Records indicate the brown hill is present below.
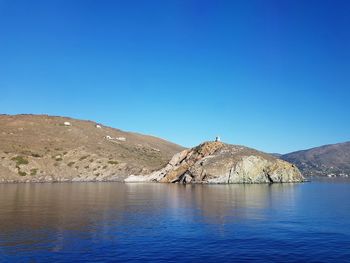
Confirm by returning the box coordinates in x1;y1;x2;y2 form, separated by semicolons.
0;114;184;182
281;141;350;177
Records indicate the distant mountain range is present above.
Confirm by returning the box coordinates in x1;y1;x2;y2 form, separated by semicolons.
280;142;350;178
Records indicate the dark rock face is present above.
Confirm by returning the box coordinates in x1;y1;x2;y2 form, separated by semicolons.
281;142;350;178
126;142;305;184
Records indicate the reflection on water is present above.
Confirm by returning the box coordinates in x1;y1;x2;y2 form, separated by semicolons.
0;181;349;262
0;183;299;230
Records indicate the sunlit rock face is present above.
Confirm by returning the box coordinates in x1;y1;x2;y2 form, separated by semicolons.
125;142;305;184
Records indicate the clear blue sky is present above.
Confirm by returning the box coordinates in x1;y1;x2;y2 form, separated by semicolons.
1;0;349;153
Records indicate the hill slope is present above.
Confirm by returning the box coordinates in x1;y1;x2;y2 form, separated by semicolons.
281;142;350;177
0;114;184;182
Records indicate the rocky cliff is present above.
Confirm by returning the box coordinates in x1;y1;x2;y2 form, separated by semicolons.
125;141;305;184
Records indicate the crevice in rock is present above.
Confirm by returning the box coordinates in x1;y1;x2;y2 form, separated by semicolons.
228;166;235;183
173;170;191;184
265;171;273;184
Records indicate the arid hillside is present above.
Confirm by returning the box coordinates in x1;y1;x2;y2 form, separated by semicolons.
281;141;350;177
0;114;184;182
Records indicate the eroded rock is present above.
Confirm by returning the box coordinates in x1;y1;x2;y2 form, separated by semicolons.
125;141;305;184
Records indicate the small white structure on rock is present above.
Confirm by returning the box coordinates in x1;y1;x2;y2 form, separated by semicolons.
63;122;71;126
104;135;126;142
96;124;102;129
215;136;221;142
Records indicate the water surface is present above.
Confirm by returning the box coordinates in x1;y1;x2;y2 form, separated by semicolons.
0;180;349;262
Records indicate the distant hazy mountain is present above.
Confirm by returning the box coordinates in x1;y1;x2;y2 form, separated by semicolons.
270;153;282;158
281;142;350;177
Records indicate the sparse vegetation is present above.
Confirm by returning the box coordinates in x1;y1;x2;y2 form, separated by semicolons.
20;151;42;158
108;160;119;165
56;157;63;161
102;165;108;169
68;162;75;167
84;165;89;169
79;155;89;161
12;156;29;166
30;168;38;176
89;159;94;162
18;171;27;176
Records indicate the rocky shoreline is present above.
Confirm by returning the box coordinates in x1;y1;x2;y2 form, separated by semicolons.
125;142;305;184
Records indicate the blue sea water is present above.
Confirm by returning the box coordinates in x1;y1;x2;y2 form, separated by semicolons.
0;179;349;262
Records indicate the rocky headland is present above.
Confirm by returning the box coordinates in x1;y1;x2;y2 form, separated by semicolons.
125;141;305;184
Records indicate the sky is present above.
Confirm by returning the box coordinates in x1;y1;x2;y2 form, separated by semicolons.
0;0;349;153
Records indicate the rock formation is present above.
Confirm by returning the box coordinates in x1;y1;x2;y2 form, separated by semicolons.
125;141;305;184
